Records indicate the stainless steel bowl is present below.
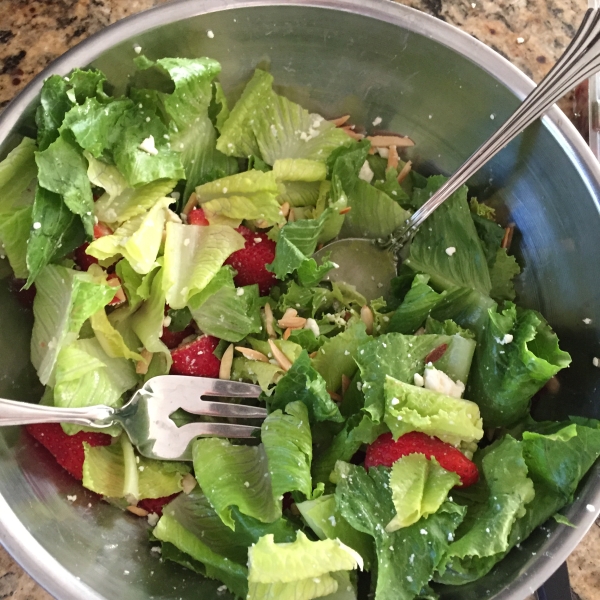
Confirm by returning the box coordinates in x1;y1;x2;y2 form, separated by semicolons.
0;1;599;599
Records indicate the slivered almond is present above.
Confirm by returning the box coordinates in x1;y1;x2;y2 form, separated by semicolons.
280;201;290;218
339;207;352;215
287;209;296;223
278;316;307;329
136;349;153;375
341;126;365;140
283;327;292;340
268;339;292;371
309;351;318;359
397;160;413;184
387;145;399;170
181;473;197;494
368;146;377;155
235;347;269;362
342;374;351;396
328;391;342;402
219;343;234;380
255;219;269;229
264;303;276;338
182;192;198;216
127;505;149;517
330;114;351;127
282;308;298;318
367;135;414;148
501;224;515;250
360;305;374;335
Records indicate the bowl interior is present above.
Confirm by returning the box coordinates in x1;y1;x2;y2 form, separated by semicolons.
1;2;600;600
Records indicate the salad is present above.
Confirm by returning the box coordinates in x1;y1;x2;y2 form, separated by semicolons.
0;54;599;600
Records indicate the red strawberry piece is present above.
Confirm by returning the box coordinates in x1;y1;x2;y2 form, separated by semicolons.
365;431;479;487
9;278;36;308
224;225;277;295
106;273;126;306
74;242;99;271
138;493;180;517
160;325;196;350
187;208;209;226
170;335;221;377
26;423;112;480
94;222;113;239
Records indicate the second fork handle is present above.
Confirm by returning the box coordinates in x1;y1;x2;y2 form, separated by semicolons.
408;7;600;231
0;398;114;427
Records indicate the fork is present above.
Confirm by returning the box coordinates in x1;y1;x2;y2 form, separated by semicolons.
0;376;266;461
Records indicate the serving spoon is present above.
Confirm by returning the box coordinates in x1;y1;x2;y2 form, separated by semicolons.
314;7;600;300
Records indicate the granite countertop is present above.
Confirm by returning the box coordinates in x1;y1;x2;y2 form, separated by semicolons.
0;0;598;598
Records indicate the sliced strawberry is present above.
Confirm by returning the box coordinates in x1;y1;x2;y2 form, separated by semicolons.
187;208;209;226
94;222;113;239
170;335;221;377
106;273;126;306
26;423;112;480
9;278;36;308
365;431;479;487
224;225;277;295
138;493;180;516
74;242;99;271
160;326;196;349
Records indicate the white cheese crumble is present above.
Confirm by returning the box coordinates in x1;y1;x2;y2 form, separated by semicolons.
445;246;456;256
377;147;389;159
413;372;425;387
133;44;142;54
67;495;77;502
423;366;465;398
138;135;158;155
495;333;514;345
207;30;215;38
304;318;320;337
147;513;159;527
583;318;592;325
32;222;41;230
586;504;596;512
593;357;599;368
372;116;382;126
517;37;525;44
236;288;245;296
358;160;375;183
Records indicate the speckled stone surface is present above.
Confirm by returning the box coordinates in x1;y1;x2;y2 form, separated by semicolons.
0;0;598;599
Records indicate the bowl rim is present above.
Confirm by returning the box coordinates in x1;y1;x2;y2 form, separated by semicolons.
1;1;599;599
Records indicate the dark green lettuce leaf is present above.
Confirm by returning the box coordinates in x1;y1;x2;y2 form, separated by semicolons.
489;248;521;302
466;302;571;428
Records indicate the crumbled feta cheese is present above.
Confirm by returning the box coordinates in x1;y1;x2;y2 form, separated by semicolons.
236;288;245;296
413;373;425;387
593;357;600;368
377;147;389;159
328;515;337;527
445;246;456;256
517;37;525;44
587;504;596;512
390;397;400;406
244;481;250;488
495;333;514;345
163;316;172;328
304;318;320;337
67;495;77;502
358;160;375;183
423;366;465;398
138;135;158;155
372;116;382;126
33;222;41;230
133;44;142;54
147;513;159;527
583;318;592;325
254;237;262;243
207;30;215;38
150;546;162;554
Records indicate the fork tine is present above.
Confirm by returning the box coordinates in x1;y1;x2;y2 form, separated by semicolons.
181;422;261;440
179;399;267;419
145;376;262;399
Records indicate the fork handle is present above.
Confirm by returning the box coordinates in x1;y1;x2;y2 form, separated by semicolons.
0;398;115;427
401;7;600;238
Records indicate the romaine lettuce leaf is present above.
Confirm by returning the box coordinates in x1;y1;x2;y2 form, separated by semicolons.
30;265;115;385
383;375;483;447
0;137;37;212
386;454;460;531
83;435;190;500
262;401;312;499
405;176;491;295
387;275;445;335
466;302;571;428
0;205;32;278
35;134;95;235
311;322;369;393
187;267;262;342
436;436;534;584
296;494;374;568
192;437;280;529
25;186;86;287
273;158;326;207
89;308;143;361
335;462;465;600
355;332;476;422
163;222;245;309
231;357;284;393
86;152;176;225
267;350;343;423
86;197;173;274
247;531;362;600
196;170;283;227
489;248;521;302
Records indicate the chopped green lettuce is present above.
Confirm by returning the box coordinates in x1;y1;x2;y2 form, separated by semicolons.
89;308;143;361
466;302;571;428
383;375;483;447
231;357;284;393
335;462;465;600
267;350;343;423
386;454;460;531
163;222;245;309
247;531;362;600
187;267;262;342
0;206;32;278
0;137;37;212
192;437;280;529
489;248;521;301
30;265;115;385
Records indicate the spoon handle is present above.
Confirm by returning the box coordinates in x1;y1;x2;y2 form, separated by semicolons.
399;7;600;242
